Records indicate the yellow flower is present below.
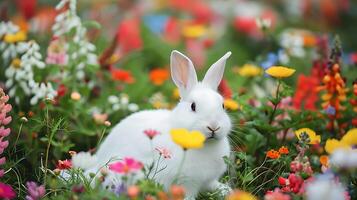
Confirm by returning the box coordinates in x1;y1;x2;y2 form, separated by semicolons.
11;58;21;69
236;64;262;77
224;99;240;111
182;24;206;38
295;128;321;144
170;128;205;150
226;190;257;200
172;88;180;100
265;66;296;78
324;139;350;154
341;128;357;146
4;31;27;43
324;129;357;154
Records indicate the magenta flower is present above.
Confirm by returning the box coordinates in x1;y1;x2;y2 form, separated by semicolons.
25;181;45;200
143;129;160;139
109;157;143;174
0;182;16;199
155;147;172;159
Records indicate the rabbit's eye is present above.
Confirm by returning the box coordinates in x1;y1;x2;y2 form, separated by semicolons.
222;103;225;109
191;102;196;112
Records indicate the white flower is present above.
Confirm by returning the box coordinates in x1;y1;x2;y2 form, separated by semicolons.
329;149;357;169
29;82;57;105
0;22;28;61
306;175;347;200
120;94;129;105
128;103;139;112
280;30;305;58
72;152;97;170
108;95;119;104
52;0;98;81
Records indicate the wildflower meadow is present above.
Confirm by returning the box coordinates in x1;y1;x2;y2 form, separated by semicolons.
1;0;357;199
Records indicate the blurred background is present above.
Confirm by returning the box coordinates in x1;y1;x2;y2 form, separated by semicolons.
1;0;357;70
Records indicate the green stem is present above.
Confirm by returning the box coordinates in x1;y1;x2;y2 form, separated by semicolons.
43;103;50;185
151;154;162;179
96;127;107;148
269;80;282;124
13;122;23;153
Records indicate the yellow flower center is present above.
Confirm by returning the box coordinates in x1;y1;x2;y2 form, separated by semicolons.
11;58;22;69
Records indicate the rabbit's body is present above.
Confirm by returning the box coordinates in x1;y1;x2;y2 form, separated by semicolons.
91;51;233;199
95;106;230;197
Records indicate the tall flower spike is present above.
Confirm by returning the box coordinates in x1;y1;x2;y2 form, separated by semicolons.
0;88;12;178
52;0;98;80
316;37;348;132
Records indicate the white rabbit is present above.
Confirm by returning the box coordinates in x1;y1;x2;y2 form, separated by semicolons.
89;50;233;199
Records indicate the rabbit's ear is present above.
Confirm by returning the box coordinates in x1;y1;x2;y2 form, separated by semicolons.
170;50;198;98
202;52;231;90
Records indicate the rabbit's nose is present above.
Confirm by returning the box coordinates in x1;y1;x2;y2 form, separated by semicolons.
207;126;220;132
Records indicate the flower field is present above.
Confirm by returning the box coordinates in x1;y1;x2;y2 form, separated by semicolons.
1;0;357;199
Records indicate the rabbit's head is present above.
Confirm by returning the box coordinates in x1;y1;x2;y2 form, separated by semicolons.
170;50;232;142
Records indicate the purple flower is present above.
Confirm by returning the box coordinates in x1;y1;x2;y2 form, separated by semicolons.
25;181;45;200
112;183;126;196
325;105;336;115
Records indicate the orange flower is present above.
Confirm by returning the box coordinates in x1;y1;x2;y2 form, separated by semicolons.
266;150;280;159
111;69;135;84
149;68;169;86
278;146;289;155
170;185;185;199
319;155;329;167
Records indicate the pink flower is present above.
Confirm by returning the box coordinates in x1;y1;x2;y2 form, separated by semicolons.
143;129;160;140
109;157;143;174
155;147;172;159
0;127;11;137
46;52;68;65
46;38;68;65
56;159;72;170
0;157;6;165
25;181;45;200
265;188;291;200
0;182;16;199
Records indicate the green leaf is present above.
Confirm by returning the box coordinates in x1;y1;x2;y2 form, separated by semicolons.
82;21;101;29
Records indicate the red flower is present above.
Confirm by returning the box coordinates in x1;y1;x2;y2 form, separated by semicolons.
0;182;16;199
279;173;304;194
164;17;180;44
111;69;135;84
218;79;232;99
57;84;67;97
56;159;72;170
350;53;357;64
116;18;142;54
190;1;214;24
15;0;37;19
292;74;319;110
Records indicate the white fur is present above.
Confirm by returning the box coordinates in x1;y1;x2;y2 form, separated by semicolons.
89;50;232;199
